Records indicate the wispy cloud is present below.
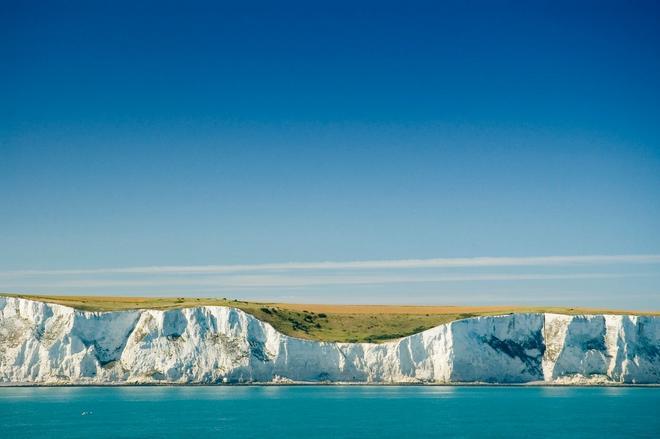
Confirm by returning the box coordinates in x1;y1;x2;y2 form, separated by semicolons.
1;254;659;277
0;272;652;289
2;255;658;302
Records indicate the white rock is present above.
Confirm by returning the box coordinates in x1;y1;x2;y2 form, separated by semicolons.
0;297;658;385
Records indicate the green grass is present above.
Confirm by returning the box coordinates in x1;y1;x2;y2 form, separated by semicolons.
3;293;657;343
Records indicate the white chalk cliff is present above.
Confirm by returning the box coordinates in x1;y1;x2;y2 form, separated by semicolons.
1;296;658;385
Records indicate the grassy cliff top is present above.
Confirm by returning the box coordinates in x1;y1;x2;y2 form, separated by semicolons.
3;293;657;343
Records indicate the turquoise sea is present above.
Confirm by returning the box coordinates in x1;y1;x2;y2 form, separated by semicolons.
0;386;658;438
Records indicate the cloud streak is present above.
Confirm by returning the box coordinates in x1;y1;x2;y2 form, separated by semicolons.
0;272;652;289
1;254;659;277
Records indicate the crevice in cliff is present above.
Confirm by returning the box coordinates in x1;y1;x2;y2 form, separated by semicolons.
482;330;545;376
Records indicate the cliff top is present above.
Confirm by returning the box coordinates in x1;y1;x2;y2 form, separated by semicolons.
2;293;658;343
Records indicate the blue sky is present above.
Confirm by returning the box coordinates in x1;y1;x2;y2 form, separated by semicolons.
1;1;659;307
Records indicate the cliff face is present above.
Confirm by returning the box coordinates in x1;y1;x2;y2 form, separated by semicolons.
1;297;658;385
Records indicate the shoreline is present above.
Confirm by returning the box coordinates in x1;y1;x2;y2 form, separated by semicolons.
2;382;659;388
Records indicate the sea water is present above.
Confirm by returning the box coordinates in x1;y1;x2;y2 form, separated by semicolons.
0;386;658;438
